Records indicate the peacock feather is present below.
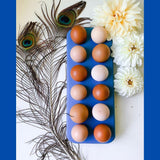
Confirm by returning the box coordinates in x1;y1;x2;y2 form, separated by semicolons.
18;22;42;51
56;1;87;28
36;0;91;39
16;0;91;160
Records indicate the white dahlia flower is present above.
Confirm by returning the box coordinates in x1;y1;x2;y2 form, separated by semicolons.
114;67;143;97
111;33;144;67
92;0;143;39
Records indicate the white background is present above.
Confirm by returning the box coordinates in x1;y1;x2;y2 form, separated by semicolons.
16;0;144;160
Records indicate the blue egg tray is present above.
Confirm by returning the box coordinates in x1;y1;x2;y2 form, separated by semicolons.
66;27;115;143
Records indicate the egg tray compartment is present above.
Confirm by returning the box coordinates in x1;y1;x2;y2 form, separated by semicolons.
66;27;115;143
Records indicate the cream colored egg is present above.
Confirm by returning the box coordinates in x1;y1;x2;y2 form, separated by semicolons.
92;103;110;121
71;124;88;142
70;46;87;62
91;26;108;44
70;84;87;100
91;65;109;81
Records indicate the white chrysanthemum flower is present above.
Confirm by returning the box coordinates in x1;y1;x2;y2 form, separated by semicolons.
111;33;144;67
92;0;143;39
114;67;143;97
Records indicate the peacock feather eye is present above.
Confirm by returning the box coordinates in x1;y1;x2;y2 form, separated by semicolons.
57;11;76;28
20;33;36;50
59;15;71;25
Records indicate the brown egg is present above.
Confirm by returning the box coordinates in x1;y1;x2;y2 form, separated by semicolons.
70;46;87;62
70;84;87;100
71;124;88;142
70;104;89;123
92;44;110;62
70;25;87;44
92;84;110;101
94;124;111;143
70;65;87;81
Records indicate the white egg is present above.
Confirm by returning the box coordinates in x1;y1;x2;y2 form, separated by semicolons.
92;103;110;121
91;65;109;81
91;26;108;44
